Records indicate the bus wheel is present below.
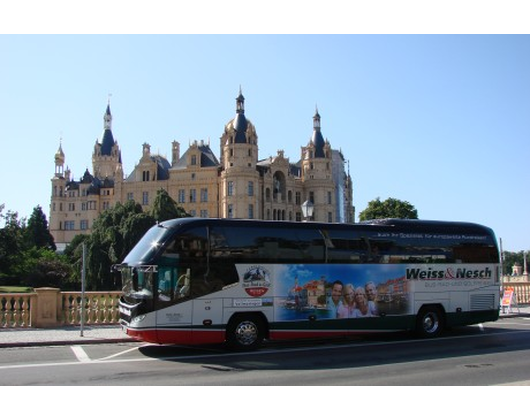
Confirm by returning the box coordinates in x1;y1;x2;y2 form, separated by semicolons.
416;306;444;338
226;315;264;351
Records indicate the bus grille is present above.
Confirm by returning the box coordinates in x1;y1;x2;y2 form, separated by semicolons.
470;294;495;310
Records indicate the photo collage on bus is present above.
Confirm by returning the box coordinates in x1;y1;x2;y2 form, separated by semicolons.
237;264;411;321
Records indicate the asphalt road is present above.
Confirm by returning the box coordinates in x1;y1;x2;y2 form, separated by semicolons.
1;316;530;386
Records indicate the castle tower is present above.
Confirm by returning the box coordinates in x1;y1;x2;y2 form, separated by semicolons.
220;88;260;219
49;141;69;247
92;103;122;180
301;108;335;222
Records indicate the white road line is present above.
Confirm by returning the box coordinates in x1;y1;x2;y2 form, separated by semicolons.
96;345;147;361
497;379;530;386
71;346;91;363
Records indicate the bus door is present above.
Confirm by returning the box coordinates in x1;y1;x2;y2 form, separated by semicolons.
155;265;193;343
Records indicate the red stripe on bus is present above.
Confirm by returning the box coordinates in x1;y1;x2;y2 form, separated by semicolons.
126;327;224;345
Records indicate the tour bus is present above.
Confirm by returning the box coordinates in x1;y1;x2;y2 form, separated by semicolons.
117;217;500;350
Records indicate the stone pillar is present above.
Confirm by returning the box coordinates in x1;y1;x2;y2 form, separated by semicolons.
33;288;61;328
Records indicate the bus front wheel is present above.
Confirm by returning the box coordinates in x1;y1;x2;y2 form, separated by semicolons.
416;306;444;338
226;315;264;351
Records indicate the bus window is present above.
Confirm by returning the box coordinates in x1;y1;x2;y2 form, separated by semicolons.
210;225;325;263
323;229;368;263
156;226;209;305
367;234;453;264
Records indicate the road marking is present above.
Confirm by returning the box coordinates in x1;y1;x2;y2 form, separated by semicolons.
71;346;91;363
498;379;530;386
97;345;147;361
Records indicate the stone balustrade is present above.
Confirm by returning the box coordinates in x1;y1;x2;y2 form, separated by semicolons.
0;293;33;328
1;288;122;328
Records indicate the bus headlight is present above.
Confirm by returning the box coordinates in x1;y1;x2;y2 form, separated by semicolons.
133;315;146;323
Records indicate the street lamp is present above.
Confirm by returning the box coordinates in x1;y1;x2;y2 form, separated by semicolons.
301;200;314;221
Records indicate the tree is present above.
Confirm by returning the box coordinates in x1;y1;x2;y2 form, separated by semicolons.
25;205;56;251
84;201;156;290
359;197;418;221
0;206;26;283
150;188;189;222
502;250;530;276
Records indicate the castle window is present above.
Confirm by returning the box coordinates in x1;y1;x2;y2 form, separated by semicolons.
227;181;234;196
80;220;89;230
142;171;150;182
200;188;208;202
65;221;75;230
248;181;254;196
295;191;301;205
127;192;134;201
191;155;197;166
190;189;196;203
248;204;254;219
142;191;149;205
178;189;185;203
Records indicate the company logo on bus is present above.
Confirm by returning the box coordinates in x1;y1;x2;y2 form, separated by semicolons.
406;267;493;281
242;266;271;297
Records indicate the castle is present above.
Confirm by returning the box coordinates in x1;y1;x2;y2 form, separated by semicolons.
50;90;354;250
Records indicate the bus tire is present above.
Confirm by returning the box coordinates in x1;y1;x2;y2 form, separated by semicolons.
416;306;444;338
226;314;264;351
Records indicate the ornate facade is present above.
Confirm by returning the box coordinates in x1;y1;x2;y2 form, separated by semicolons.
50;90;354;250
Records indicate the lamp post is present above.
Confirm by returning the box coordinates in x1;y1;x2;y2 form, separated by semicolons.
301;200;314;222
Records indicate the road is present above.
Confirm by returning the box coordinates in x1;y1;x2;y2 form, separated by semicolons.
1;317;530;386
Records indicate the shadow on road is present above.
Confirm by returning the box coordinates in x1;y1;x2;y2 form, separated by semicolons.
137;323;530;372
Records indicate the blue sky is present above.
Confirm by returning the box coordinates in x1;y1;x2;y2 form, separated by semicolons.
1;33;529;251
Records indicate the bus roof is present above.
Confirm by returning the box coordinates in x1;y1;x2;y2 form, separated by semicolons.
159;217;496;238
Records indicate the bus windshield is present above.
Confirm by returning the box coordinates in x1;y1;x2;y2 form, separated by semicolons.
123;223;174;265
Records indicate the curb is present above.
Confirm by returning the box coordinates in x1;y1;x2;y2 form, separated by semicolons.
0;337;139;349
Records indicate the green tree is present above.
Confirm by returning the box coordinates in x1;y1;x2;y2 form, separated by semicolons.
18;247;72;289
150;188;189;222
359;197;418;221
85;201;156;290
25;205;56;251
0;206;26;283
502;250;530;276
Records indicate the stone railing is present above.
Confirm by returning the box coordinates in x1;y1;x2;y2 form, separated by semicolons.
62;291;122;326
0;293;33;328
0;288;122;328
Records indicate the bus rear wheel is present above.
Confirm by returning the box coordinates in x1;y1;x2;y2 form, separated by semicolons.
226;315;264;351
416;306;444;338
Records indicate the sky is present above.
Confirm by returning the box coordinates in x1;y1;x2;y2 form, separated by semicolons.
1;7;529;253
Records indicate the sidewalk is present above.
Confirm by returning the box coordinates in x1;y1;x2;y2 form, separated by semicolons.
0;324;138;348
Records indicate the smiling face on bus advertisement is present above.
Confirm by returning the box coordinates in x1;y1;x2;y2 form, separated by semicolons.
237;264;411;321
